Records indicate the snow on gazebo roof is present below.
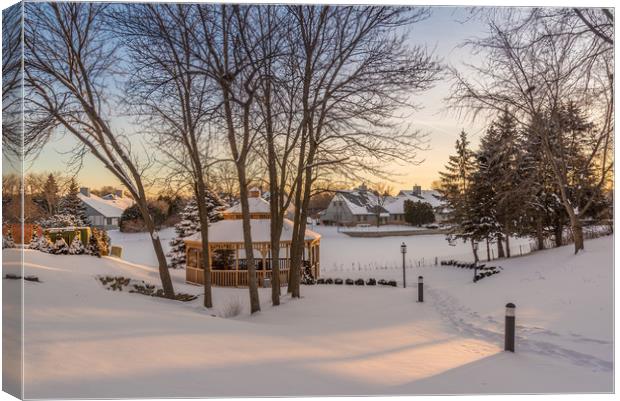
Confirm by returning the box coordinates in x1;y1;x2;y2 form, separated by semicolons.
223;196;271;215
185;218;320;244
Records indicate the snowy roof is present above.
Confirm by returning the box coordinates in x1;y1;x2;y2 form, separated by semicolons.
385;190;446;214
224;197;271;215
334;190;390;216
185;218;320;244
78;193;134;218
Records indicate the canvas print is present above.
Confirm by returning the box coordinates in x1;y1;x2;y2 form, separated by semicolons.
2;1;614;398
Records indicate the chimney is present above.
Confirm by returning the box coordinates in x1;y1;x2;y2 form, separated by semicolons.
412;185;422;196
80;187;90;197
115;189;123;198
248;187;261;198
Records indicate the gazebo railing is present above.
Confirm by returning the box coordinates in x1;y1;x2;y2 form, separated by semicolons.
188;262;318;288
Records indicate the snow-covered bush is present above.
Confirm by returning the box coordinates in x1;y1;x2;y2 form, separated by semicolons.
168;194;228;269
68;234;85;255
38;214;84;229
51;236;69;255
28;233;52;252
119;202;167;233
2;229;16;249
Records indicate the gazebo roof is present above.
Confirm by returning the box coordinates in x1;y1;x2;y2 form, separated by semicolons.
185;218;321;244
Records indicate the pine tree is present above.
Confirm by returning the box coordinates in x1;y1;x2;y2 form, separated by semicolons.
167;192;228;269
87;234;101;257
68;233;85;255
438;130;477;228
28;233;51;252
58;179;88;225
42;173;60;215
3;229;16;249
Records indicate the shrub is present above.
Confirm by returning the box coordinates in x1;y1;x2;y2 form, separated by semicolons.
334;278;343;285
119;201;167;232
366;278;377;286
355;278;365;286
325;278;334;284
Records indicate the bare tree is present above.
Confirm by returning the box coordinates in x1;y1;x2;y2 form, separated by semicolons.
284;5;441;297
24;3;175;296
189;4;272;313
114;4;223;308
449;8;613;253
369;183;394;228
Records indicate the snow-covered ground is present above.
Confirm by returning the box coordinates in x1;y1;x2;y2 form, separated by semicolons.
2;232;613;397
108;225;533;269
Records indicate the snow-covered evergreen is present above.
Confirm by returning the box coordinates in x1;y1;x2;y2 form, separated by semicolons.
68;234;86;255
38;214;85;229
29;233;52;253
57;179;88;226
3;229;16;249
51;236;69;255
168;193;228;269
87;234;102;257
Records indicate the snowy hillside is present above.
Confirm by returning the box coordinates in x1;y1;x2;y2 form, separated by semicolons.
3;234;612;397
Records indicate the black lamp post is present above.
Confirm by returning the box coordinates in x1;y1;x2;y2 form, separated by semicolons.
401;242;407;288
473;242;479;282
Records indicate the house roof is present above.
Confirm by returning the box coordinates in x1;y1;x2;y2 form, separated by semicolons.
335;190;391;216
185;218;321;244
78;193;134;218
386;190;445;214
223;197;271;215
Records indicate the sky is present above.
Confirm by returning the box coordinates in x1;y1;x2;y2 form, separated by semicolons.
27;6;490;193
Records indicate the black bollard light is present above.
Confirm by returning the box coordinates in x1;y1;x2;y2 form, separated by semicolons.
505;303;516;352
417;276;423;302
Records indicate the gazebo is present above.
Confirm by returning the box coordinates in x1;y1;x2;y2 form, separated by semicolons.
184;188;321;287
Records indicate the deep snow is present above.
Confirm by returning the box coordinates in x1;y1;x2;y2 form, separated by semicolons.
2;231;613;397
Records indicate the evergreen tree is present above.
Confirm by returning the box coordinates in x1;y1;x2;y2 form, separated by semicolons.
57;179;88;225
87;233;102;257
168;192;228;269
474;110;526;258
68;233;85;255
438;130;477;226
404;200;435;226
42;173;60;215
28;233;51;252
3;229;16;249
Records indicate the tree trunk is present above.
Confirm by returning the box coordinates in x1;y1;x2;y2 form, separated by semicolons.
143;211;174;298
486;236;491;261
237;169;261;313
194;181;213;308
497;233;505;258
570;215;584;254
536;218;545;250
471;239;479;263
554;219;563;247
504;228;511;258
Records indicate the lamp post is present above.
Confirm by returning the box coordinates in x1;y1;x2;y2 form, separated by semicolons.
473;242;479;282
401;242;407;288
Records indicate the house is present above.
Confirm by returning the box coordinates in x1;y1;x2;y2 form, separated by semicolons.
319;183;390;226
78;187;134;230
320;183;449;226
184;187;321;288
386;185;450;223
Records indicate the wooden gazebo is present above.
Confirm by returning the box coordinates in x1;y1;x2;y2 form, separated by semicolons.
184;189;321;287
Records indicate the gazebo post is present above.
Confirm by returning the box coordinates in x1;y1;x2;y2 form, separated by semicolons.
235;245;239;287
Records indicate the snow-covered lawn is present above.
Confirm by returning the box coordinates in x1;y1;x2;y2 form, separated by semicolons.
3;234;613;397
